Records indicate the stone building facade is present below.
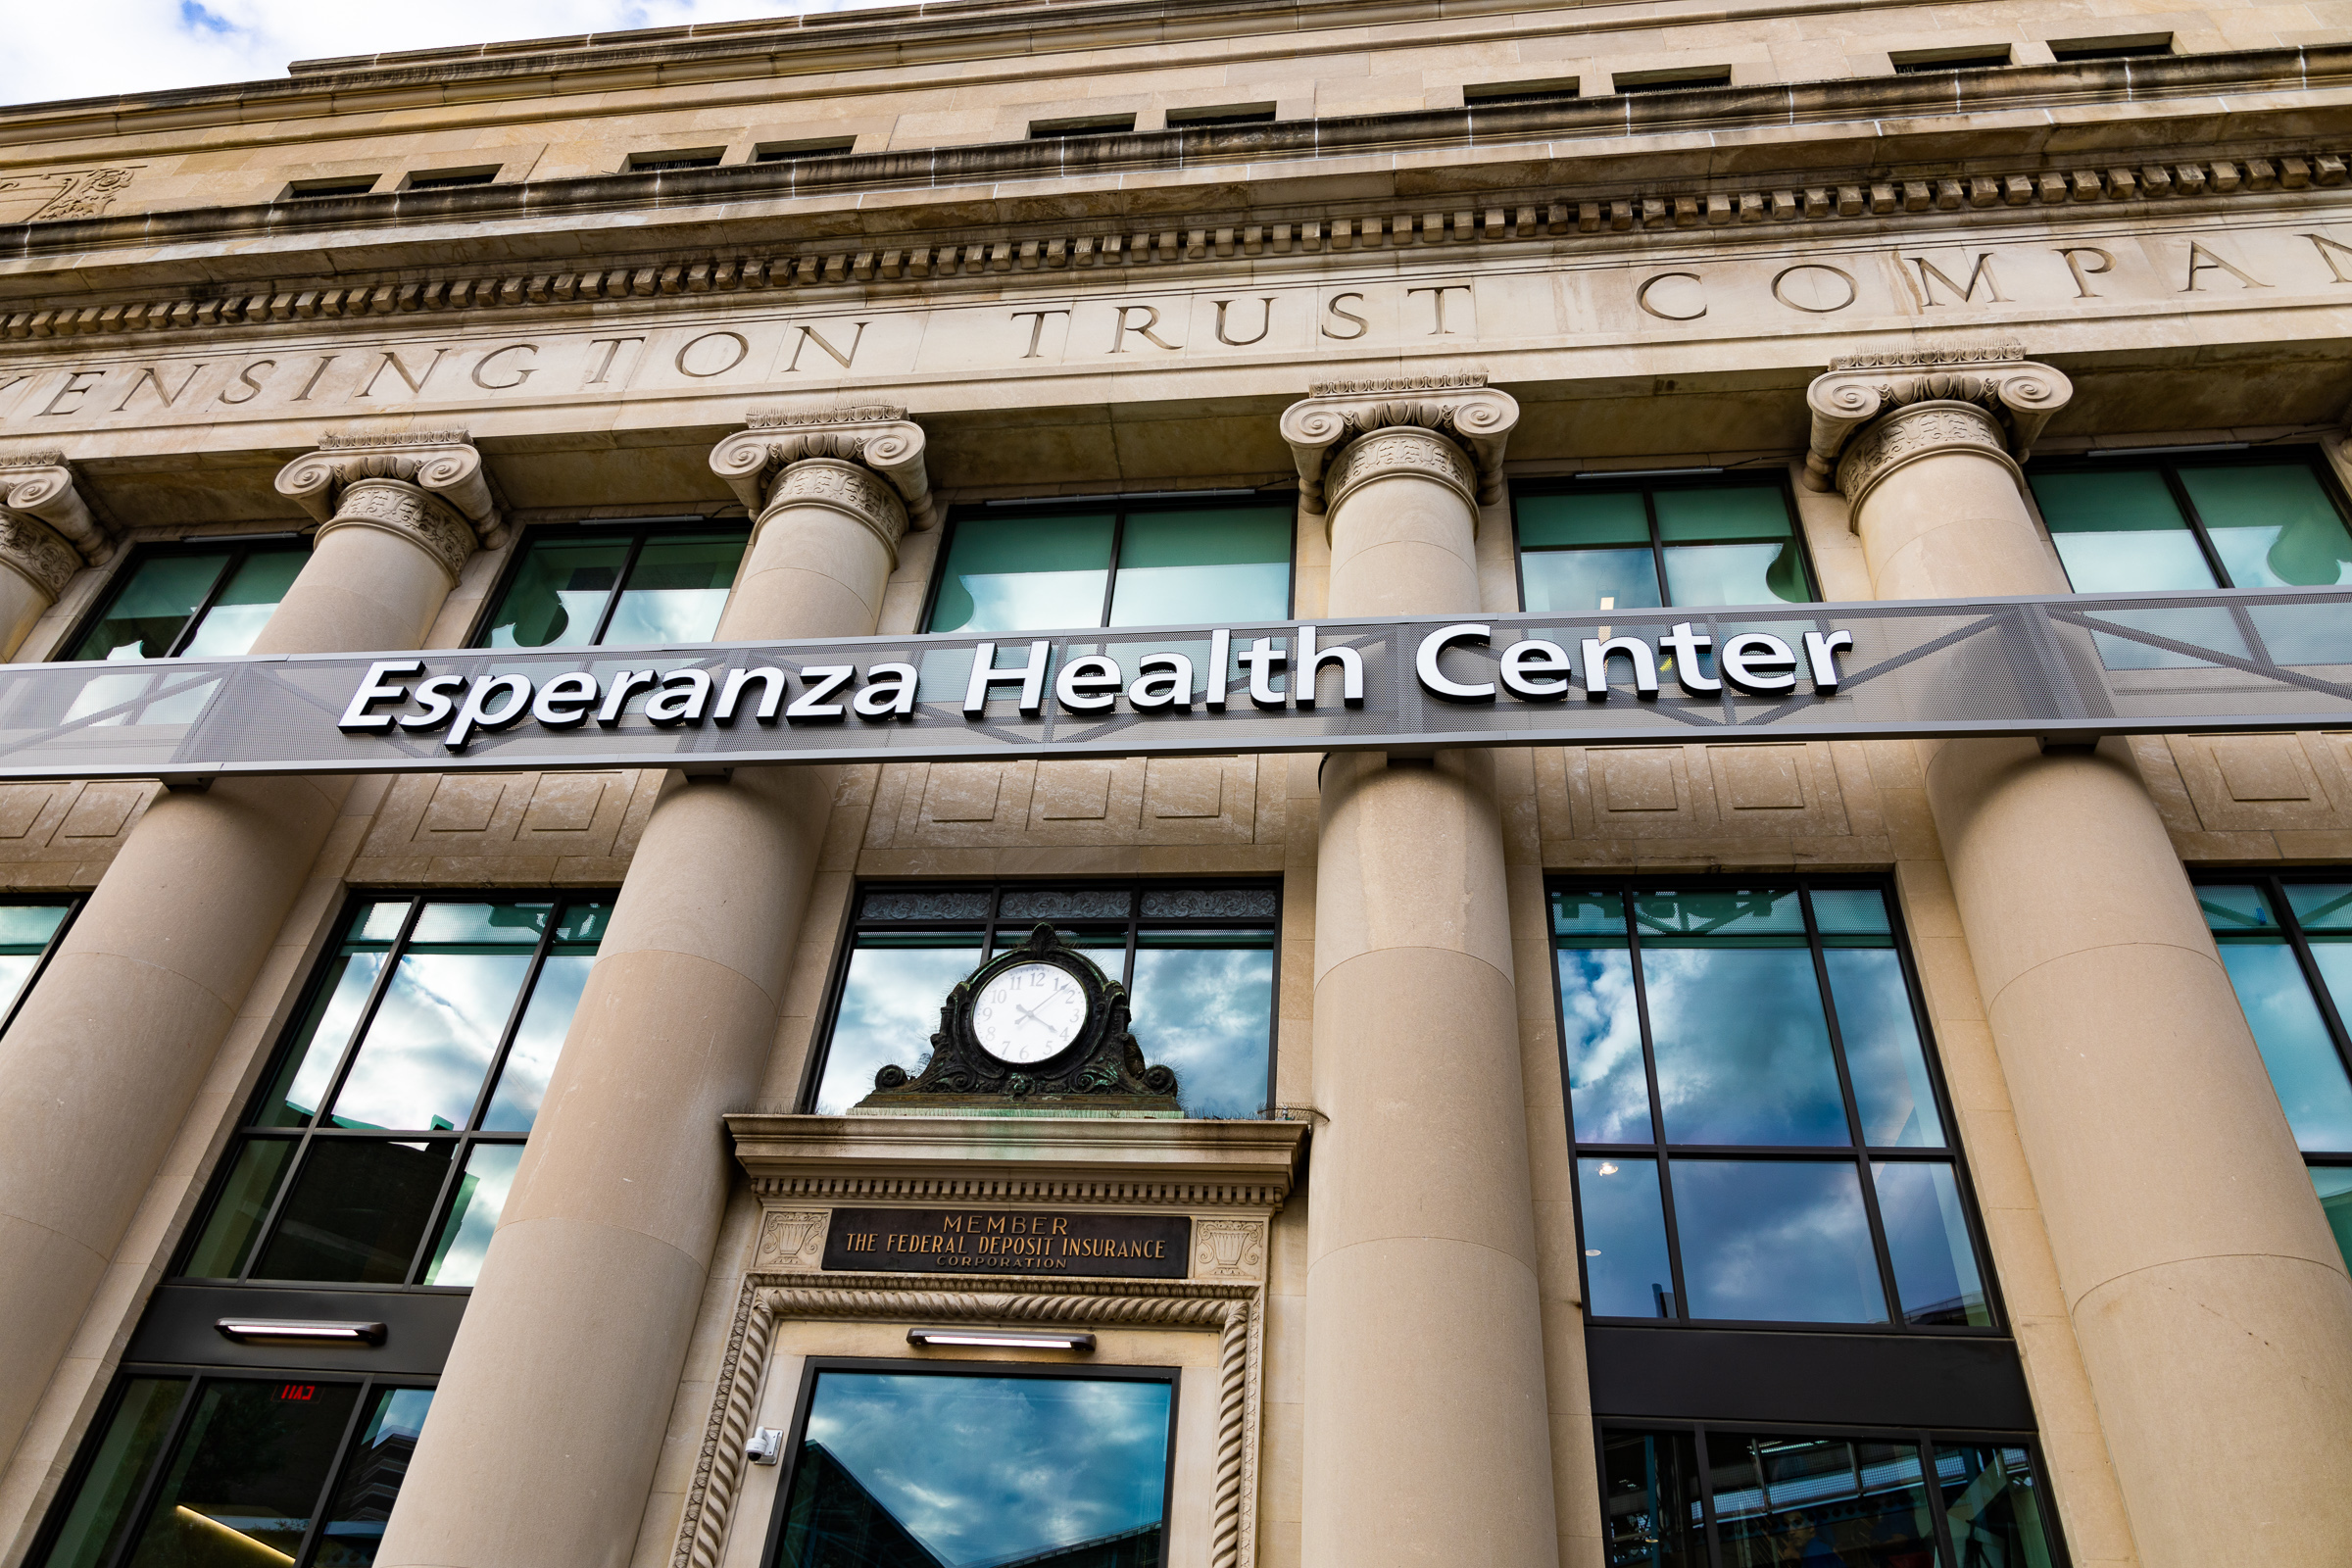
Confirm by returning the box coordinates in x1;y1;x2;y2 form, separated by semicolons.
2;3;2351;1567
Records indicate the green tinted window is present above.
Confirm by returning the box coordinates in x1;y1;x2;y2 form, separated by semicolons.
1516;482;1812;612
479;523;749;648
2181;465;2352;587
70;544;308;662
2030;455;2352;593
927;502;1293;633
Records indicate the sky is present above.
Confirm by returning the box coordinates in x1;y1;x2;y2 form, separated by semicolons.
3;0;896;107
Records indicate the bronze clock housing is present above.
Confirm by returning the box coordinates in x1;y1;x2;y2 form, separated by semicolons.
856;922;1181;1114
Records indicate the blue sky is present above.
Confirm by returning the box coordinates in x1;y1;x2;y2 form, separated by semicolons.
6;1;895;106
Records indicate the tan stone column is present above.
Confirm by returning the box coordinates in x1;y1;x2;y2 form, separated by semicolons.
376;412;931;1568
1280;379;1559;1568
1813;357;2352;1565
0;456;110;658
0;436;496;1481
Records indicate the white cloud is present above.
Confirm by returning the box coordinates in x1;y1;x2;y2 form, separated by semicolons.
3;0;895;108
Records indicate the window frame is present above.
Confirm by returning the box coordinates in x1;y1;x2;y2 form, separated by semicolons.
62;535;310;662
1547;875;2005;1337
28;1363;438;1568
1594;1417;2073;1568
171;888;615;1292
917;492;1299;636
1509;471;1820;614
0;893;82;1035
799;878;1284;1119
757;1355;1183;1568
2192;869;2352;1192
464;514;752;650
2025;445;2352;592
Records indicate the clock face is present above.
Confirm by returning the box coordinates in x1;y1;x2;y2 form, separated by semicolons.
971;961;1090;1065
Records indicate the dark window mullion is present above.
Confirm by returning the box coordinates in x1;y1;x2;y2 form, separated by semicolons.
1691;1420;1725;1568
2264;876;2352;1107
102;1375;208;1568
1618;895;1688;1319
2159;464;2234;588
240;897;426;1282
1097;510;1127;629
1801;887;1907;1330
162;547;250;658
400;1137;472;1286
1;894;81;1036
1919;1434;1968;1568
291;1376;377;1568
587;530;651;646
461;899;564;1132
1643;489;1670;609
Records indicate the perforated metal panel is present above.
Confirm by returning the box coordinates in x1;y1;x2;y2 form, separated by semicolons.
0;588;2345;781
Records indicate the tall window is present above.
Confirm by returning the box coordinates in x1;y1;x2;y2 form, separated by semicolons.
808;883;1278;1119
475;520;750;648
764;1363;1175;1568
68;540;309;661
176;893;610;1289
1554;885;1991;1328
2027;452;2352;593
33;1374;431;1568
1514;479;1815;614
1599;1425;2061;1567
0;897;77;1030
923;498;1294;634
2196;876;2352;1270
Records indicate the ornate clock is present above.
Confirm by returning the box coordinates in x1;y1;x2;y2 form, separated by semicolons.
856;922;1180;1113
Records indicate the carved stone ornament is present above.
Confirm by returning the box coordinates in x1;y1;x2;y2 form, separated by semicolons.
1322;426;1480;517
0;454;109;600
1802;352;2074;502
1278;372;1517;516
858;922;1181;1113
710;407;934;560
272;430;507;578
1193;1218;1268;1280
760;458;911;559
753;1209;827;1272
1833;401;2017;511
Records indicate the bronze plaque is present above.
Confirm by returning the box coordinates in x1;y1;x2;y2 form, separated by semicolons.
822;1207;1191;1280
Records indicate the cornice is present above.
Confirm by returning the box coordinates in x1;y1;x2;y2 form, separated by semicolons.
2;142;2344;349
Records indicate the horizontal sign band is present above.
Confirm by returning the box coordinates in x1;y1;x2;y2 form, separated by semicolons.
0;589;2345;781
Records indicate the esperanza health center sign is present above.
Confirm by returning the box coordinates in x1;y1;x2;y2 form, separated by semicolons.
2;588;2350;783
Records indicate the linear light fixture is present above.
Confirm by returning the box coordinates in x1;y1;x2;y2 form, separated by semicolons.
906;1328;1096;1351
216;1318;388;1347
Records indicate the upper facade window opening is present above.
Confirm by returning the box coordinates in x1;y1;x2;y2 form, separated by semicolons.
2027;449;2352;595
754;138;856;163
69;539;309;662
1166;104;1276;128
474;519;750;649
1027;114;1137;139
402;169;496;191
281;176;379;199
922;496;1294;635
624;150;722;172
2049;34;2175;62
1466;78;1581;108
1613;68;1735;94
1514;476;1816;613
1889;47;2014;74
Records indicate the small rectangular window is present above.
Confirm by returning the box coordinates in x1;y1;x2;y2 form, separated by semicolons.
1515;478;1815;612
2049;34;2173;61
924;497;1293;634
808;882;1279;1118
1614;68;1734;93
763;1364;1176;1568
283;177;379;199
176;892;612;1288
755;138;856;163
68;539;309;662
1555;883;1992;1329
1166;103;1276;127
1028;113;1137;138
1465;77;1581;107
402;169;496;190
474;520;750;648
31;1374;434;1568
0;897;78;1032
2027;450;2352;595
1601;1426;2063;1567
2198;875;2352;1271
625;150;723;172
1890;47;2013;72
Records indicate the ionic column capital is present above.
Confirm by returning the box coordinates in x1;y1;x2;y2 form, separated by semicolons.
1279;372;1518;517
1803;348;2073;501
0;454;107;600
273;430;507;586
1322;425;1480;518
710;407;934;561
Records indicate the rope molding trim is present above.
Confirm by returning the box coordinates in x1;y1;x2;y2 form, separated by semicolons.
672;1273;1261;1568
3;151;2343;345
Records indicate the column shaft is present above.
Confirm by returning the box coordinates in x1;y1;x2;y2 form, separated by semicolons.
1302;424;1557;1568
377;475;907;1568
1841;397;2352;1566
0;473;470;1476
